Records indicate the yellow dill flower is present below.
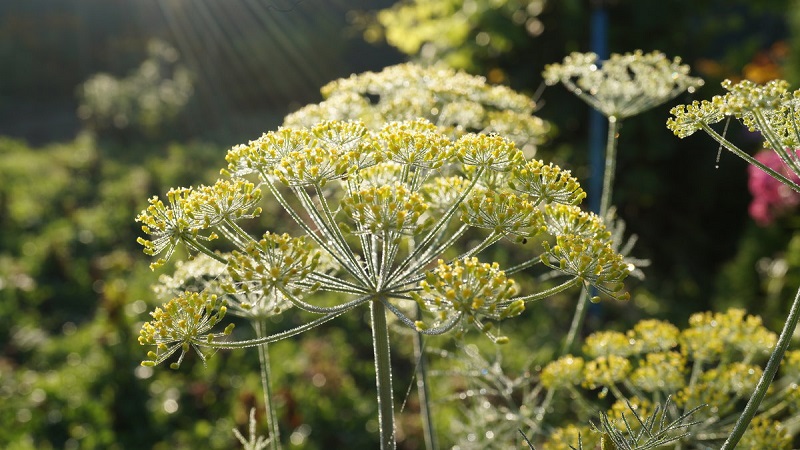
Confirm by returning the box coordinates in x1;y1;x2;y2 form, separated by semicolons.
630;351;686;393
540;355;585;390
139;291;234;368
412;257;522;342
543;204;610;242
582;355;632;390
628;319;680;354
583;330;636;358
542;424;598;450
738;416;791;450
544;50;703;119
378;119;454;170
454;133;524;172
136;187;199;269
510;160;586;206
460;189;544;238
540;234;630;301
342;182;432;238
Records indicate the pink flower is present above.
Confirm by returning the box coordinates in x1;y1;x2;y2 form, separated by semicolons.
747;149;800;225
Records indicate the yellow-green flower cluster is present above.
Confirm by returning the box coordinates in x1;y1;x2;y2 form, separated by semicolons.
226;232;320;298
284;63;551;154
460;189;544;238
675;363;762;415
540;234;630;301
668;78;800;151
545;50;704;119
342;182;432;238
412;258;523;341
630;351;686;393
543;204;609;241
136;187;200;269
680;309;777;362
540;355;585;390
139;291;234;368
509;160;586;206
537;309;798;448
185;179;262;228
455;132;525;172
738;417;792;450
583;330;637;358
139;116;628;353
582;355;632;390
377;119;454;170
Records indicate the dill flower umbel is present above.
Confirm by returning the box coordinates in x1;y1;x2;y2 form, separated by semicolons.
139;291;234;369
136;116;629;449
284;63;551;155
545;50;704;119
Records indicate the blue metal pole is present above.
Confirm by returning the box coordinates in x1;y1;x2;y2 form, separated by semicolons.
588;3;609;215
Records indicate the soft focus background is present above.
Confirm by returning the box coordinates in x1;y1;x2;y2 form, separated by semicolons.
3;0;800;448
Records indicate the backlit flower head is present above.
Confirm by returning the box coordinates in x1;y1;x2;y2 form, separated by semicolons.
226;232;320;298
540;355;585;390
378;119;454;170
285;63;551;153
139;291;234;368
582;330;636;358
540;234;630;301
545;50;704;119
666;98;726;138
454;133;524;172
224;127;315;178
185;179;262;228
136;187;200;269
421;175;472;213
341;181;432;238
153;253;228;300
582;355;632;390
543;204;610;242
412;257;522;342
460;189;545;239
630;351;686;393
680;309;776;362
627;319;680;354
509;160;586;206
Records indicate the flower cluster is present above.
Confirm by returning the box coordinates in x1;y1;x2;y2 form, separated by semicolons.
544;50;704;119
139;291;234;369
538;308;794;449
284;63;551;155
668;78;800;204
137;117;629;365
412;258;523;343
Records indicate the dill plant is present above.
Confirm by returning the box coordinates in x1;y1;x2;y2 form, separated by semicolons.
669;77;800;449
134;113;629;449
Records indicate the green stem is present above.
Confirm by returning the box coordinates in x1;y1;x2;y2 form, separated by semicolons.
599;116;619;218
700;123;800;194
198;310;345;349
511;277;582;304
370;299;396;450
254;322;281;450
560;289;591;355
720;284;800;450
413;306;437;450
